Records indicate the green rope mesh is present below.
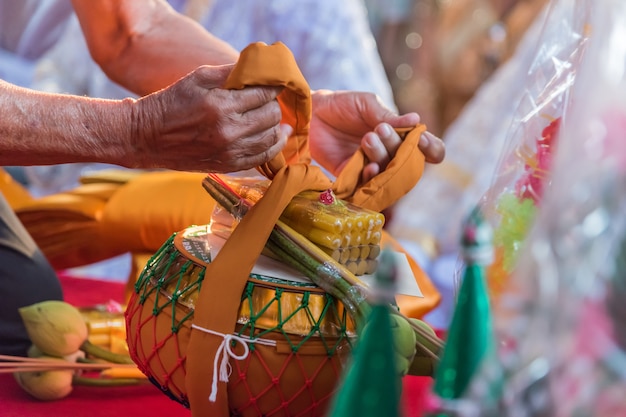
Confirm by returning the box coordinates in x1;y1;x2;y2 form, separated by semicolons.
134;232;354;352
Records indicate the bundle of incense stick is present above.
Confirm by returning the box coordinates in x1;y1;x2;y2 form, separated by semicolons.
0;354;139;374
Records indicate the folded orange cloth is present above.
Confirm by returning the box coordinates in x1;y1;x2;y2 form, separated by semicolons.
0;168;33;210
101;171;215;253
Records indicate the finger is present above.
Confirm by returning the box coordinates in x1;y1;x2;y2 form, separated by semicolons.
385;112;421;128
236;123;291;169
193;64;236;89
361;162;380;184
419;131;446;164
361;132;391;169
231;86;283;113
358;92;420;127
236;98;282;138
375;123;403;155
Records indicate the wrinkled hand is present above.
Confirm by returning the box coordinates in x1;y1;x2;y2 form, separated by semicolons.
129;64;291;172
309;90;445;181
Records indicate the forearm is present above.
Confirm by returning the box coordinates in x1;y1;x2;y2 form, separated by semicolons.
71;0;239;95
0;80;134;167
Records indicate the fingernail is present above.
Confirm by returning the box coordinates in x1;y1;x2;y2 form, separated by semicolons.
423;130;441;144
280;123;294;138
377;123;393;137
362;132;378;149
419;133;430;147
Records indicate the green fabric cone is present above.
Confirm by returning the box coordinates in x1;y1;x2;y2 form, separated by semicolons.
433;207;494;401
326;250;402;417
432;263;492;399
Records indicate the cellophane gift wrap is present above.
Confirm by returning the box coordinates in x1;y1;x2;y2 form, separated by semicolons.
439;0;626;415
125;42;435;417
468;0;592;302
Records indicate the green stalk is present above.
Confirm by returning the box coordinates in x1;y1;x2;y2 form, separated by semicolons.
265;236;367;325
270;223;370;321
80;341;135;365
73;375;146;387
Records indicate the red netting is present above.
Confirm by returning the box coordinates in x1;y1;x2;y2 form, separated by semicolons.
125;232;355;416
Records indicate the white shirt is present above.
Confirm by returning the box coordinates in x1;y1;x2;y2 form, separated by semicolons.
0;0;73;86
32;0;395;108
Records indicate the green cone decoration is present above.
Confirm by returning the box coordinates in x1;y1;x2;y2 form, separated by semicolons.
432;207;495;405
326;249;402;417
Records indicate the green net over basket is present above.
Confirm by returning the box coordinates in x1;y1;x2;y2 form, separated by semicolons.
125;227;355;416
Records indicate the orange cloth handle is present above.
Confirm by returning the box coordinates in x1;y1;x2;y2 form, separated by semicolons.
222;42;313;176
185;42;433;417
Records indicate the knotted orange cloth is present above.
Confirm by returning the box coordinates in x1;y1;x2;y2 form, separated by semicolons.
184;42;439;417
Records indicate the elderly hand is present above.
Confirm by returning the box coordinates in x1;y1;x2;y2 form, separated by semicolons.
129;64;291;172
309;90;445;180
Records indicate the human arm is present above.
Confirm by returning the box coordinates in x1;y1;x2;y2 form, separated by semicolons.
70;0;442;176
0;66;288;172
70;0;239;96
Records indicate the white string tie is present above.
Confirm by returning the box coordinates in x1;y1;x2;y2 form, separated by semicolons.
191;324;276;402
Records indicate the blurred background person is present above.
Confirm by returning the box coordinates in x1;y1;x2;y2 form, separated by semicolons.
387;0;551;328
21;0;397;196
366;0;548;138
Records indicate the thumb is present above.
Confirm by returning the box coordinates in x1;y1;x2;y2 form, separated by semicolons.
358;93;420;128
193;64;236;89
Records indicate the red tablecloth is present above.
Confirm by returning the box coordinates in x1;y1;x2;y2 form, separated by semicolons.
0;274;433;417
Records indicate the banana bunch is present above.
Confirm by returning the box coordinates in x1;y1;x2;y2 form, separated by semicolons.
406;318;440;376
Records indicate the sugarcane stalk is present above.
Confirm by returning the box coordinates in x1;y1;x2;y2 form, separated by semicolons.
80;341;135;365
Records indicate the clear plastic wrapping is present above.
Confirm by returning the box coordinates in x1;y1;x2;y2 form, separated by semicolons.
445;0;626;415
473;0;591;302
